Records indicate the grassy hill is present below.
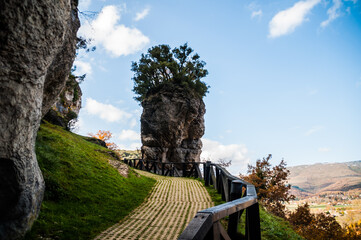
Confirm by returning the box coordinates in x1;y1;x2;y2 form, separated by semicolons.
25;122;156;240
288;161;361;196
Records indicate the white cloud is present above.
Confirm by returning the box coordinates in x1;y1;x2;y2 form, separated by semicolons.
251;10;263;18
321;0;342;27
84;98;132;122
118;142;141;150
305;125;324;136
130;142;142;150
118;129;140;141
201;139;250;175
269;0;321;38
134;7;150;21
79;5;150;57
73;60;92;76
318;147;331;152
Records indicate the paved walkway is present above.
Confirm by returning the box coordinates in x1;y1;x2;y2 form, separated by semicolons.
95;170;213;240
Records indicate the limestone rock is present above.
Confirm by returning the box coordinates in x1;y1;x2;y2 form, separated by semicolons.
0;0;79;239
141;85;205;164
43;77;82;129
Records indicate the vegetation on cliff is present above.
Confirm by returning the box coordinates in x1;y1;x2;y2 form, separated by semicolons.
25;122;155;240
131;43;209;102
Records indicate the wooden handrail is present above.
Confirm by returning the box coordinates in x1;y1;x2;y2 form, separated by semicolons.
179;161;261;240
122;158;261;240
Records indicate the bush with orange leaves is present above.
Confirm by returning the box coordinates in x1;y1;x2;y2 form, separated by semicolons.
288;203;361;240
88;130;118;150
241;154;295;218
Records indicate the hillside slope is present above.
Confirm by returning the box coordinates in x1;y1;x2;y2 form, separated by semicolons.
25;122;156;240
288;161;361;195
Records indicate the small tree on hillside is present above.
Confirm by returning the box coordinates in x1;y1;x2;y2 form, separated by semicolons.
131;43;209;102
241;154;295;218
88;130;118;150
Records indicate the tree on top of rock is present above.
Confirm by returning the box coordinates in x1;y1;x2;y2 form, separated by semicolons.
131;43;209;102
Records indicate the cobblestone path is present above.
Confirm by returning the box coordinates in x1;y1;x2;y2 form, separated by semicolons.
95;170;213;240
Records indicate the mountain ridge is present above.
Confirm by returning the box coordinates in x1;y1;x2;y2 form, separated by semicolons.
287;160;361;197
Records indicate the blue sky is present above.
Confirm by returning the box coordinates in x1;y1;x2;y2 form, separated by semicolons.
75;0;361;174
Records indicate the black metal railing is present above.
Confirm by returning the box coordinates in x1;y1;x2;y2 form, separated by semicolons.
122;159;261;240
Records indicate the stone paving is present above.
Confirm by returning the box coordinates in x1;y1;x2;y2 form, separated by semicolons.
95;170;213;240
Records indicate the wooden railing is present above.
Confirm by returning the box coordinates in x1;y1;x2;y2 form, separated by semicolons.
123;158;203;178
123;159;261;240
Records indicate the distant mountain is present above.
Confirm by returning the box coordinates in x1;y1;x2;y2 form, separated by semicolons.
287;160;361;196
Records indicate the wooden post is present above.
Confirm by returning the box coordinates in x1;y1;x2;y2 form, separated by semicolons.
203;162;206;181
153;161;157;174
246;202;261;240
209;166;214;186
124;158;128;165
162;162;165;176
182;162;186;177
221;173;229;202
145;160;149;171
205;161;211;186
195;163;202;180
215;167;220;192
139;159;143;170
227;180;243;238
220;173;226;201
178;213;213;240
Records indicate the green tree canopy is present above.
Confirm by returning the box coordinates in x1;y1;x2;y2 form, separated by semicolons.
131;43;209;102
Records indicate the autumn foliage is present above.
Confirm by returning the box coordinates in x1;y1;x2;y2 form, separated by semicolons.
88;130;118;150
288;203;361;240
241;154;295;218
346;220;361;239
242;154;361;239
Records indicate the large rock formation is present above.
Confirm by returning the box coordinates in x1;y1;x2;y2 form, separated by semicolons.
141;85;205;164
0;1;79;239
43;77;82;129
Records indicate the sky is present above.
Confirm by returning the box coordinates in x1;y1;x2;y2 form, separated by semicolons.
74;0;361;175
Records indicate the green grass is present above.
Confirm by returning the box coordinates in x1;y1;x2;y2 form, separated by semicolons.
204;183;303;240
25;122;156;240
238;205;304;240
309;205;326;208
204;184;226;206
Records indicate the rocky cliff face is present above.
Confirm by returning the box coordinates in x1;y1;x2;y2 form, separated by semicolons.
43;77;82;129
141;85;205;164
0;0;79;239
